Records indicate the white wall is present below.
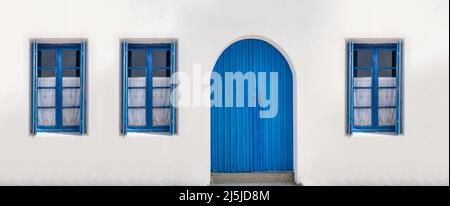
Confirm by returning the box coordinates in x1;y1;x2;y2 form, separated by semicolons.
0;0;448;185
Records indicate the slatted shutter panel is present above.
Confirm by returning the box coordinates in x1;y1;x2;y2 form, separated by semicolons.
31;41;38;134
169;41;177;135
79;41;87;134
121;41;129;134
348;41;354;134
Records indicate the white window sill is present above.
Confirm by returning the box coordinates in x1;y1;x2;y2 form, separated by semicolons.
350;132;403;138
124;132;175;138
33;132;83;138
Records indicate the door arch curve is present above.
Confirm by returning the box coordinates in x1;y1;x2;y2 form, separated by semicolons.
211;38;294;172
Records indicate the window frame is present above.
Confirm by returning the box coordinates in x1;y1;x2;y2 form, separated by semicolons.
31;41;87;134
347;41;403;135
121;41;177;135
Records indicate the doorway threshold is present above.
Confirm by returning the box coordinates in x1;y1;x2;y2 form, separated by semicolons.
210;172;299;186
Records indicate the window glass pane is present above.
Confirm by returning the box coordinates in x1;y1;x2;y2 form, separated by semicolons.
354;89;371;107
354;49;371;67
378;49;396;68
128;108;146;126
38;49;56;67
152;88;170;107
354;108;371;126
128;49;146;68
378;69;396;77
38;108;55;126
38;69;56;77
378;88;396;107
128;89;146;107
152;108;170;126
153;49;170;69
62;50;80;68
128;69;146;77
62;88;80;107
378;108;396;126
62;69;80;77
354;69;371;77
62;108;80;126
38;89;55;107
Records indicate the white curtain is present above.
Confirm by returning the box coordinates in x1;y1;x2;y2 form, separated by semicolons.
353;77;396;126
378;77;396;126
37;77;80;126
353;77;372;126
62;77;80;126
128;77;171;126
128;77;146;126
152;77;171;126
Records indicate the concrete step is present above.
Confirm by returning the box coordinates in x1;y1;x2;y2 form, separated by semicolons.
211;172;299;186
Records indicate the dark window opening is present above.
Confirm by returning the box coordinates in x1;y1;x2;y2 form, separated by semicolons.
378;69;396;77
128;49;146;68
38;69;56;77
354;49;372;67
354;69;372;77
128;69;146;77
38;49;56;67
62;69;80;77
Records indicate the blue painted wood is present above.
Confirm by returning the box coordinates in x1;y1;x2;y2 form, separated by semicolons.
121;41;129;134
80;41;86;134
146;47;153;131
372;47;379;128
33;43;85;134
169;41;176;135
55;48;62;128
122;42;175;134
348;41;354;134
349;43;401;134
211;39;293;172
31;41;38;134
396;41;403;134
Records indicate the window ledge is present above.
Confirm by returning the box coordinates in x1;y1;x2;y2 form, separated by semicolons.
33;132;83;138
124;132;174;138
349;132;402;138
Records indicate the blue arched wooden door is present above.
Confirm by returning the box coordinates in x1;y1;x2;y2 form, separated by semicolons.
211;39;293;172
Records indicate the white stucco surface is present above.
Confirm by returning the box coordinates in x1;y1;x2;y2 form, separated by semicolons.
0;0;448;185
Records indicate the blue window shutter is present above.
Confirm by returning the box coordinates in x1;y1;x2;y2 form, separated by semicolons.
347;41;354;134
396;41;403;134
79;41;87;134
31;41;38;134
121;41;128;135
169;41;176;135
